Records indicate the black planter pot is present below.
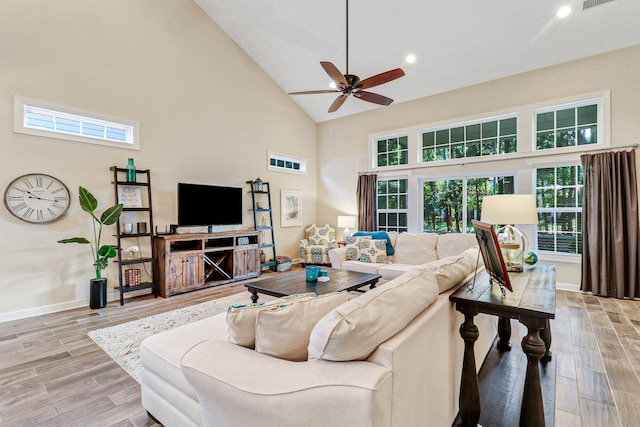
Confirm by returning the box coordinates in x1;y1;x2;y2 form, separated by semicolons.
90;278;108;309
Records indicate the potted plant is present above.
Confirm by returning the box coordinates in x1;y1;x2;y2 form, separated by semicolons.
58;186;123;309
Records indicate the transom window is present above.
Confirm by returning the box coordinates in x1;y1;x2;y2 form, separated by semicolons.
535;100;599;150
423;175;515;233
14;96;139;150
535;166;583;254
268;152;307;174
421;116;517;162
376;135;408;167
377;179;408;233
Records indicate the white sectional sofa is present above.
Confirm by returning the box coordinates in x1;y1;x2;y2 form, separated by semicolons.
140;256;495;427
329;231;479;281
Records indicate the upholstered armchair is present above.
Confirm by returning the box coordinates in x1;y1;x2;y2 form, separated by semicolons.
299;224;338;265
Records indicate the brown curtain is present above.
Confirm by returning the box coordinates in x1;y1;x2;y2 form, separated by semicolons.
581;150;640;299
356;174;377;231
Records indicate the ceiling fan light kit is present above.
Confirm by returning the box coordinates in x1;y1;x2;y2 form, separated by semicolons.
288;0;405;113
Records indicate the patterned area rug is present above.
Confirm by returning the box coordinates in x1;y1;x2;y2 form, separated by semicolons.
87;292;261;383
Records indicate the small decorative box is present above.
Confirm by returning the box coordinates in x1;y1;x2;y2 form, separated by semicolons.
275;256;292;272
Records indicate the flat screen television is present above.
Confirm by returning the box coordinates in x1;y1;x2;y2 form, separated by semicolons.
177;183;243;227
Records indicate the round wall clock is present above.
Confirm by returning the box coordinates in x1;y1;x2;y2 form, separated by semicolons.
4;173;71;223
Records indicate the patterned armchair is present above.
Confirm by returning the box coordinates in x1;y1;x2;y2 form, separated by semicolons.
299;224;339;265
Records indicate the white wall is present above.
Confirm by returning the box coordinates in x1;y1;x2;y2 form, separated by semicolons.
0;0;317;320
317;45;640;289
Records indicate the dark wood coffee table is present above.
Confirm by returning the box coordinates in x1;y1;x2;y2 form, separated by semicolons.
245;268;381;303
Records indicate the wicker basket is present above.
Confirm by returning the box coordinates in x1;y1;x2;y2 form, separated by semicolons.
275;256;292;272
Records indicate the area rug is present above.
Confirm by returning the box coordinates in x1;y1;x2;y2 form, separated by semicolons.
87;292;263;384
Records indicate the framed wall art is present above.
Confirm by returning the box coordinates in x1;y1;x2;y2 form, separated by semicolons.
281;189;302;227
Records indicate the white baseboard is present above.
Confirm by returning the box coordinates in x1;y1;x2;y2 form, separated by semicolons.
0;289;152;324
556;282;580;292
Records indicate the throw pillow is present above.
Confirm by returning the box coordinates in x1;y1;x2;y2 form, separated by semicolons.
308;268;439;362
227;293;315;348
254;292;349;362
393;232;438;265
422;247;481;293
344;235;372;260
352;231;395;256
356;239;388;263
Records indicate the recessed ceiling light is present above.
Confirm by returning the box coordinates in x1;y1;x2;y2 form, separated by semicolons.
405;54;416;64
329;82;337;89
557;6;571;18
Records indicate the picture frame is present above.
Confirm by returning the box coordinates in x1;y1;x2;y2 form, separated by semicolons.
117;186;143;208
281;189;302;227
471;220;513;292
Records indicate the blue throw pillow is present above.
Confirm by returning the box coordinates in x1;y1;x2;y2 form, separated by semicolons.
352;231;394;256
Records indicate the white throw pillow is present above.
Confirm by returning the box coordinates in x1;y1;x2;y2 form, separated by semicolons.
435;233;478;259
393;233;438;265
308;269;439;361
422;247;481;293
357;239;388;263
255;292;349;362
227;293;315;348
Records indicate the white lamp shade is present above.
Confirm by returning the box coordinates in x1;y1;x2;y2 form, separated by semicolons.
337;215;357;229
480;194;538;225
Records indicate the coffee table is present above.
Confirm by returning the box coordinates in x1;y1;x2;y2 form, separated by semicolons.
245;268;381;303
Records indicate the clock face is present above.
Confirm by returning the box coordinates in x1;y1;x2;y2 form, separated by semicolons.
4;174;71;223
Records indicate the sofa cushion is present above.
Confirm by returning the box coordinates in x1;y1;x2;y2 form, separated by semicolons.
345;236;372;260
227;293;314;348
422;248;480;293
341;260;384;275
255;292;349;362
357;239;388;263
378;263;421;280
435;233;478;259
393;233;438;265
308;268;439;361
352;231;395;255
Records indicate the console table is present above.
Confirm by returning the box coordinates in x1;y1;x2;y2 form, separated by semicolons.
449;264;556;427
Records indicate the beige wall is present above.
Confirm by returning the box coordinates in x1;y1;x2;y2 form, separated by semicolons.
317;45;640;288
0;0;317;320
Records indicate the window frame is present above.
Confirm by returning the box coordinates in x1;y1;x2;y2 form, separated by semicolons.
13;96;140;150
372;133;409;169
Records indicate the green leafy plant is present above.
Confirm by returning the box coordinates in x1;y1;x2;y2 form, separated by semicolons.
58;186;123;280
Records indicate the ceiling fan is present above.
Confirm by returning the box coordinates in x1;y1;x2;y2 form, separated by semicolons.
288;0;405;113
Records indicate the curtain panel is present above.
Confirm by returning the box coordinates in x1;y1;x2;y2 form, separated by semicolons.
581;149;640;299
357;174;377;232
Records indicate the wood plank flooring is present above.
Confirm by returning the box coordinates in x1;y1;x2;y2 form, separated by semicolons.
0;281;639;426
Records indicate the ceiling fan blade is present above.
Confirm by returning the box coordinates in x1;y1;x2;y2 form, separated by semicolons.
356;68;405;90
328;94;349;113
354;91;393;106
288;90;339;95
320;61;348;87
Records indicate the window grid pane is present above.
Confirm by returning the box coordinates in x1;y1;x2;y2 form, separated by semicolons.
377;179;408;233
536;103;598;150
376;136;409;167
535;165;583;254
420;116;517;163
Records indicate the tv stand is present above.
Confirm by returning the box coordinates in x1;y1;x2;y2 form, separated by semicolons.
153;230;260;297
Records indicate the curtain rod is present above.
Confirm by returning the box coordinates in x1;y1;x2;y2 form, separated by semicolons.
357;143;639;174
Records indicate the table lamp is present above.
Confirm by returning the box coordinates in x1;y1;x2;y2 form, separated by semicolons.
480;194;538;272
337;215;357;240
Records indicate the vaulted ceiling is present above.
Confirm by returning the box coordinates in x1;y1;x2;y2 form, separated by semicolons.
195;0;640;123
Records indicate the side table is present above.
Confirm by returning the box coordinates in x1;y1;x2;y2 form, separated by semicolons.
449;264;556;427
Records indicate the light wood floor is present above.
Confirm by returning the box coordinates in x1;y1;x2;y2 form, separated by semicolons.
0;283;638;426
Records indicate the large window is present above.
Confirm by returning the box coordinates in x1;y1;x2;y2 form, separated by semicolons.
535;100;599;150
535;166;583;254
420;116;517;162
423;176;514;233
376;135;408;167
377;179;408;233
13;96;139;150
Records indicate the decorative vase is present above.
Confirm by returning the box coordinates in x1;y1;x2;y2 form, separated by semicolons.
90;278;108;309
260;250;266;264
254;177;263;192
126;158;136;183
